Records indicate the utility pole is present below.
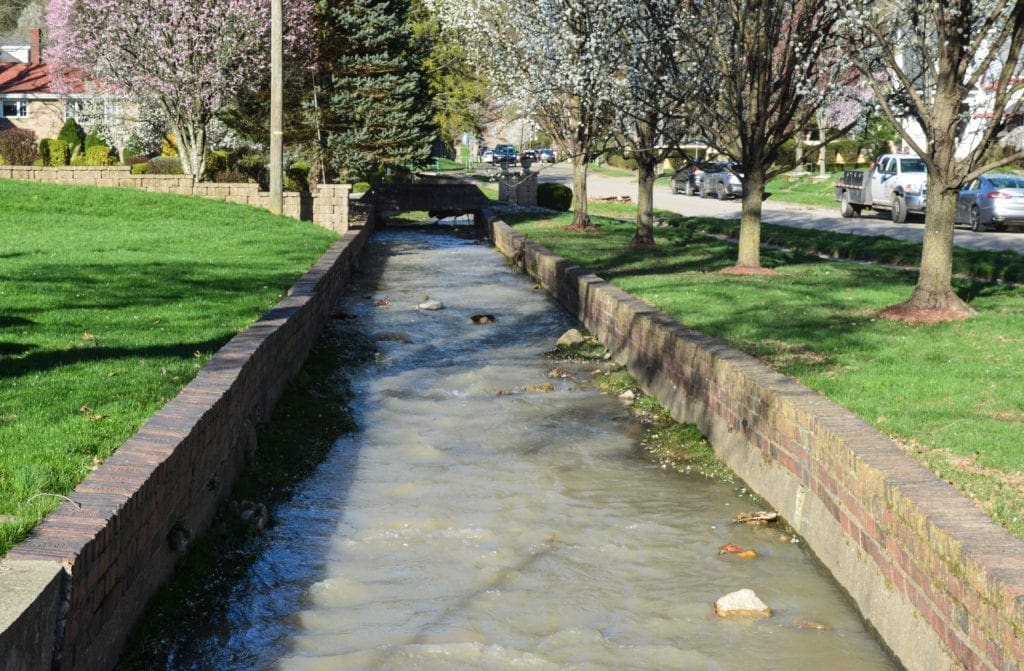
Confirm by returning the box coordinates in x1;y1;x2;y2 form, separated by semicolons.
269;0;283;214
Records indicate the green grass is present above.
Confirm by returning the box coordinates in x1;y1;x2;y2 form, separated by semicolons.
0;180;338;555
766;171;841;208
507;206;1024;539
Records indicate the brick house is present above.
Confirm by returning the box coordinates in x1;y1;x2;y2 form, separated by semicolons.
0;28;87;141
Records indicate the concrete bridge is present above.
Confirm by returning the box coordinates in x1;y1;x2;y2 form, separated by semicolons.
359;178;492;227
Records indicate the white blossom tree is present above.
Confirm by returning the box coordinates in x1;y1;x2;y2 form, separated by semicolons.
660;0;851;272
428;0;624;229
843;0;1024;321
46;0;314;177
613;0;686;247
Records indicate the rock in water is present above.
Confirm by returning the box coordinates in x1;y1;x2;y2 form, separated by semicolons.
557;328;586;346
714;589;772;618
417;299;444;311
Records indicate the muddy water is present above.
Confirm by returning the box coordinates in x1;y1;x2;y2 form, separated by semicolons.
179;228;895;670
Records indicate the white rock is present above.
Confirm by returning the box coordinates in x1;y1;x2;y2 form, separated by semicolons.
557;328;586;347
714;589;772;618
417;299;444;311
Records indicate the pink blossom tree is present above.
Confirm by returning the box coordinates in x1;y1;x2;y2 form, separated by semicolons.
46;0;313;177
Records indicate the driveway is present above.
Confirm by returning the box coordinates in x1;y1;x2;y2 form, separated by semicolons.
532;162;1024;255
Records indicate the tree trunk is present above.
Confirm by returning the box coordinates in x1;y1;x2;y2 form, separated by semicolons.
881;183;975;321
735;168;766;269
631;154;657;247
570;152;592;229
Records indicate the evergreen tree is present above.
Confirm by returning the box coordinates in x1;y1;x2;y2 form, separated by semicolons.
312;0;435;181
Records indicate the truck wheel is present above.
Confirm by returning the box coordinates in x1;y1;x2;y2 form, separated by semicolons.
839;192;855;218
891;196;908;223
970;206;984;232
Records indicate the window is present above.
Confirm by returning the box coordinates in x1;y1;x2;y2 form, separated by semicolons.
0;100;27;118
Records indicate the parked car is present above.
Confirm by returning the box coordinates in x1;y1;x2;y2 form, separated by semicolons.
672;160;718;196
519;149;538;163
493;144;517;164
701;162;744;200
537;148;557;163
955;173;1024;232
480;150;494;164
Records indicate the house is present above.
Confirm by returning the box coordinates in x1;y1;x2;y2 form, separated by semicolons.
0;28;86;141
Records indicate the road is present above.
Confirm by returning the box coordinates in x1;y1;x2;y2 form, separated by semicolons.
531;162;1024;255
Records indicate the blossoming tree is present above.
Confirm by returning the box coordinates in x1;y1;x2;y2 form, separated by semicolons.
842;0;1024;321
428;0;624;230
660;0;850;272
46;0;313;177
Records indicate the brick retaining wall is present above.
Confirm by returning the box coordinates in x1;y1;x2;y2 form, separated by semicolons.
0;166;350;233
490;218;1024;671
0;225;372;671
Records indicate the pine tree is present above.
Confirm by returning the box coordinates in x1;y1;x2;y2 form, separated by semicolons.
312;0;435;181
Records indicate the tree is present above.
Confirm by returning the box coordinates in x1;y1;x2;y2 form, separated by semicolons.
0;0;34;34
614;0;686;247
46;0;314;177
430;0;624;230
410;0;489;153
843;0;1024;321
309;0;435;182
661;0;850;271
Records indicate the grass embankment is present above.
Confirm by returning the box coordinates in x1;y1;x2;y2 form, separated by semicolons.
507;205;1024;540
0;180;338;556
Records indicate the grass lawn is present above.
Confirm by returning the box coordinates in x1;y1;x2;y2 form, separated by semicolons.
507;204;1024;540
0;180;338;556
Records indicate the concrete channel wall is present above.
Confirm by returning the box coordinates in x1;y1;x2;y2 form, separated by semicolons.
490;218;1024;671
0;225;372;671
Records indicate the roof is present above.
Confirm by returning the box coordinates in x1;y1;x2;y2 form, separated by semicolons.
0;61;86;95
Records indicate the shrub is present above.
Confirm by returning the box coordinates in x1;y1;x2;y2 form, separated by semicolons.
352;181;370;194
42;138;71;166
0;128;39;165
70;154;88;166
84;145;116;166
285;160;310;191
161;134;178;157
211;168;249;183
235;153;268;189
130;162;148;175
147;156;184;174
537;182;572;211
57;119;85;155
830;139;864;165
84;129;106;150
203;150;230;180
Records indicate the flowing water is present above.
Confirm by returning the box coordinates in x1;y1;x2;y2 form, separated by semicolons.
167;227;896;670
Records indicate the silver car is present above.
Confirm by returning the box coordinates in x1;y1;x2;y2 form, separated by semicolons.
955;173;1024;232
701;163;743;200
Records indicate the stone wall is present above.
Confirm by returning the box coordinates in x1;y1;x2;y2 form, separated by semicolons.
0;166;351;232
490;218;1024;671
0;225;372;671
498;171;538;206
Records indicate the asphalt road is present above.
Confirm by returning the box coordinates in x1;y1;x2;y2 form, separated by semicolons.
530;162;1024;255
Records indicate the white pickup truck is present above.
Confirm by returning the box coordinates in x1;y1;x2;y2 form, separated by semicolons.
834;153;928;223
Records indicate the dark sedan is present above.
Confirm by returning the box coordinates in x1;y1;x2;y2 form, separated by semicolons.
955;173;1024;232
